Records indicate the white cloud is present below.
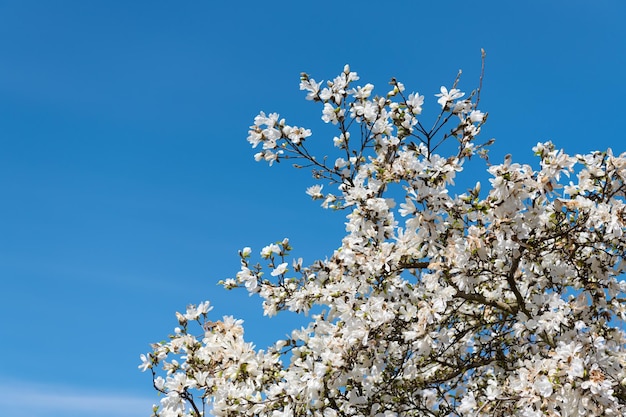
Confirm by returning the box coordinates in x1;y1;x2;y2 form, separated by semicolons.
0;379;155;417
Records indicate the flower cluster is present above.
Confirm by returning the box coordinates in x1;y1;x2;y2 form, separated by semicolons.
142;65;626;416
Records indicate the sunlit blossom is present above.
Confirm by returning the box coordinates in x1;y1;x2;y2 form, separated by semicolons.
143;65;626;417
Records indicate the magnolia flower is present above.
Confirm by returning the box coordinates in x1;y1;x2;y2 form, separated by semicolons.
283;125;312;144
533;375;553;397
435;86;464;108
260;243;281;258
300;76;322;101
138;354;152;372
406;92;424;114
469;109;485;123
322;102;343;124
271;262;288;276
349;83;374;99
306;184;324;199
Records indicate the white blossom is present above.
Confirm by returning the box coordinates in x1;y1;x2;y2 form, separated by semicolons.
271;262;288;276
435;86;464;108
142;65;626;417
306;184;324;199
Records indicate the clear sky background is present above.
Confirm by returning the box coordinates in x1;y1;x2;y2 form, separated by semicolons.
1;1;625;416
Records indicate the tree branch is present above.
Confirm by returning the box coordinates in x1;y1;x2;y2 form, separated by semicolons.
398;260;430;270
505;254;530;316
453;289;515;314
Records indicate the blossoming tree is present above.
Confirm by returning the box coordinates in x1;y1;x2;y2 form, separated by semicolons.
140;58;626;416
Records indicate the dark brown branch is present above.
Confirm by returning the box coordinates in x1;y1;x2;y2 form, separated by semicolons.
505;254;530;316
453;289;515;314
180;390;203;417
398;260;430;270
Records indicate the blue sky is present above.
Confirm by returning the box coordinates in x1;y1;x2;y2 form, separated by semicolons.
1;1;625;416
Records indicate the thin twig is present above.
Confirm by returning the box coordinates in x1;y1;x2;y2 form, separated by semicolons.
475;49;486;108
